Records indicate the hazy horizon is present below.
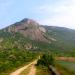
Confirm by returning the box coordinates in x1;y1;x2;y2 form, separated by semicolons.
0;0;75;29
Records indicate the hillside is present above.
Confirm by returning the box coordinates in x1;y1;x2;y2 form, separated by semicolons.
3;18;49;42
44;26;75;51
0;18;75;52
0;18;75;74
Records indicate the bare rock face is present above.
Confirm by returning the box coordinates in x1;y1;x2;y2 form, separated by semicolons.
15;18;39;30
7;18;49;42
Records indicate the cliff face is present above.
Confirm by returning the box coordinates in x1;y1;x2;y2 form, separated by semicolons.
5;18;49;42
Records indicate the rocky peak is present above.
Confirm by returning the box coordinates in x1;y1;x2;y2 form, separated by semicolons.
20;18;39;26
5;18;49;42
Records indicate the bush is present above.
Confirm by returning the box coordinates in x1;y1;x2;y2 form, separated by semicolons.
0;49;37;73
37;53;54;67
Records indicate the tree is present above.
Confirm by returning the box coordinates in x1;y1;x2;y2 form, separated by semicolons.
37;53;54;67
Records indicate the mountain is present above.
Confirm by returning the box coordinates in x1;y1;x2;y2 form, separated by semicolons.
44;26;75;51
1;18;75;74
0;18;75;52
3;18;49;42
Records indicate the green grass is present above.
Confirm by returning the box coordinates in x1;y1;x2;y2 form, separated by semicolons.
36;66;51;75
57;61;75;71
55;60;75;75
0;58;37;75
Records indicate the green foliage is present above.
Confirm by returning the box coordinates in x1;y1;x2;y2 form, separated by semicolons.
0;25;75;74
37;54;54;67
44;26;75;51
0;49;37;74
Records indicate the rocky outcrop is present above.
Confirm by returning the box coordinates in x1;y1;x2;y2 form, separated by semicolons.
6;18;49;42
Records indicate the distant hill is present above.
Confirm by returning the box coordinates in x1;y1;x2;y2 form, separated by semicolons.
43;26;75;51
0;18;75;52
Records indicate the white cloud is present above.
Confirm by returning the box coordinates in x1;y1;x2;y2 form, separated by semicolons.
35;0;75;29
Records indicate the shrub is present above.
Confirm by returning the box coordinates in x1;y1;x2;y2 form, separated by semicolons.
37;53;54;67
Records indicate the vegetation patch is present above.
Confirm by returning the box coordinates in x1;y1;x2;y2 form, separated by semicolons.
36;66;50;75
36;53;55;75
55;60;75;75
0;49;37;75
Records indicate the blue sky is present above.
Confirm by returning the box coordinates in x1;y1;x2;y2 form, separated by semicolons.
0;0;75;29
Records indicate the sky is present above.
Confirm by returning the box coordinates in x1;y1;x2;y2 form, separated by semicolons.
0;0;75;29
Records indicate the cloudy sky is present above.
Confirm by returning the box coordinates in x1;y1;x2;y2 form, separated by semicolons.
0;0;75;29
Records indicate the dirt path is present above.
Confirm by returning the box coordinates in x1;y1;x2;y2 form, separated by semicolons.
55;57;75;62
10;60;37;75
27;64;36;75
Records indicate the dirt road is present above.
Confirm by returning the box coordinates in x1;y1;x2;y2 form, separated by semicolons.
27;64;36;75
55;57;75;62
10;60;37;75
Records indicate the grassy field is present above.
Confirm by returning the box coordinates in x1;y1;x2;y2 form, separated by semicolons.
55;60;75;75
36;66;51;75
57;61;75;71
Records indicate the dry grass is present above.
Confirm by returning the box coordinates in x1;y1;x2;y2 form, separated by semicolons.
19;65;31;75
36;66;51;75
